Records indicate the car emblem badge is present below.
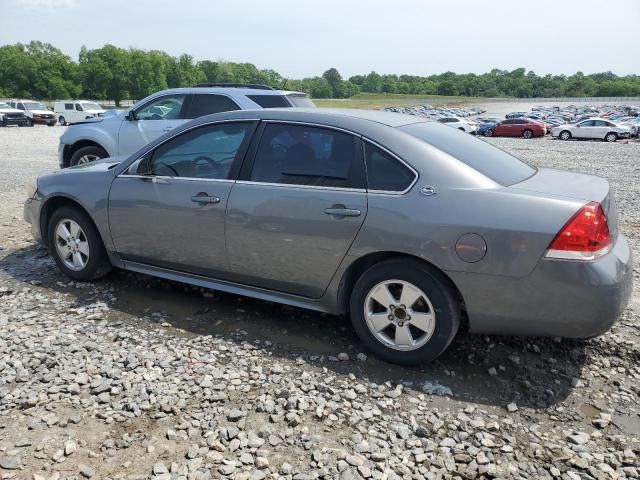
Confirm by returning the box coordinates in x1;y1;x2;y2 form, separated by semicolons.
419;186;437;196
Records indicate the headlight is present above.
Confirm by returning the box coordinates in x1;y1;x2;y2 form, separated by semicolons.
25;178;38;199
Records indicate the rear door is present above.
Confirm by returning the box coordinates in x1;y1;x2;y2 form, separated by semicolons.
117;94;189;157
225;122;367;298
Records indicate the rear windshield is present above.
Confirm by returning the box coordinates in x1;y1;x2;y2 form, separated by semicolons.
247;95;292;108
286;94;316;108
399;122;535;186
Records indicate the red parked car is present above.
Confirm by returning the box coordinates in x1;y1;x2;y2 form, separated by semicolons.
484;119;546;138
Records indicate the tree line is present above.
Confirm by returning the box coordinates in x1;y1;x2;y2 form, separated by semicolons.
1;41;639;105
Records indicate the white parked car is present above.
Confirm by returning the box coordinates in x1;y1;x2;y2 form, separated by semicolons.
7;99;56;126
437;117;477;134
551;118;631;142
54;100;106;126
0;101;29;127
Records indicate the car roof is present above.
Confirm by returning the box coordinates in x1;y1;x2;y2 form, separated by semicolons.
152;87;306;97
190;108;431;129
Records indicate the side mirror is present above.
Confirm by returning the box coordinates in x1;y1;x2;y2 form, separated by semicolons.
137;155;153;175
125;111;137;121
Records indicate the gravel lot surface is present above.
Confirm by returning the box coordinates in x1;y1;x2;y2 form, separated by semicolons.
0;122;639;480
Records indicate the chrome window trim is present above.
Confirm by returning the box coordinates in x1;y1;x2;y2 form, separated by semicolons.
362;138;419;196
117;118;261;179
261;119;361;137
116;175;236;184
235;180;366;194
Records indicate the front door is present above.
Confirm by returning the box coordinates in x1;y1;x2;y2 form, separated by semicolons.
225;122;368;298
117;94;189;157
109;121;257;276
574;120;595;139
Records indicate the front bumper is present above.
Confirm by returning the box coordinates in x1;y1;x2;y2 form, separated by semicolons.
32;116;56;125
449;233;634;338
1;115;28;126
24;193;45;245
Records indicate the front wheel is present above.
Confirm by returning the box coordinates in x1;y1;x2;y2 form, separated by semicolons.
604;132;617;143
48;206;111;282
349;259;460;365
25;117;33;127
522;129;533;139
69;145;108;166
484;129;493;137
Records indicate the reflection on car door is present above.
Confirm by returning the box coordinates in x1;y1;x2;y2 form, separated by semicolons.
117;94;189;157
225;122;368;298
109;121;257;276
574;120;594;139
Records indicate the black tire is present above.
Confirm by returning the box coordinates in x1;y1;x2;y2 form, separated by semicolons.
458;127;465;132
522;129;533;139
604;132;617;143
47;121;56;127
59;116;67;126
25;117;33;127
349;259;460;365
484;129;493;137
47;206;112;282
559;130;571;140
69;145;108;166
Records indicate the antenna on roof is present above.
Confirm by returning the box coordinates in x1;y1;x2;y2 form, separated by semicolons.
281;78;288;90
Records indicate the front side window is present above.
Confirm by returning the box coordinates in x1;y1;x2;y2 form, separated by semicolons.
135;94;186;121
578;120;595;127
187;94;241;118
249;123;363;188
141;122;254;179
364;142;415;192
75;104;84;111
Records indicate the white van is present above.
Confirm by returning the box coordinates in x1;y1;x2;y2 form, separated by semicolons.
54;100;106;126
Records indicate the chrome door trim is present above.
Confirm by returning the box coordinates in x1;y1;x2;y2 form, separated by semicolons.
116;175;236;184
234;180;366;194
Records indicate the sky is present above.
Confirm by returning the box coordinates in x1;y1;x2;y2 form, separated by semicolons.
0;0;639;78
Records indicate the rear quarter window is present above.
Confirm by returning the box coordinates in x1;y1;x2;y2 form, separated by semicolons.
247;95;292;108
399;122;535;187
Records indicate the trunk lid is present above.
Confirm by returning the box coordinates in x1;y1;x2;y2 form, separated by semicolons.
511;167;617;237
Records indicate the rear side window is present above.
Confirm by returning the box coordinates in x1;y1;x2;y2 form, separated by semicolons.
400;122;535;186
247;95;291;108
65;103;73;110
364;142;416;192
286;94;315;107
249;123;364;188
187;94;240;118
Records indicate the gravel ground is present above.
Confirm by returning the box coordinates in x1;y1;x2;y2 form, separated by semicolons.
0;122;639;480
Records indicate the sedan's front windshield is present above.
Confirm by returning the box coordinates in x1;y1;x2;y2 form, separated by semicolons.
24;102;47;110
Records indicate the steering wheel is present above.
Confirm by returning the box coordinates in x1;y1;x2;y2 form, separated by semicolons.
154;162;179;177
193;156;224;178
150;113;164;120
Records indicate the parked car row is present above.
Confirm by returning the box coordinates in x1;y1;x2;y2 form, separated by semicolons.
383;105;486;119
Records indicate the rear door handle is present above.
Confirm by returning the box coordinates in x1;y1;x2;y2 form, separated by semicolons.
324;206;361;217
191;194;220;204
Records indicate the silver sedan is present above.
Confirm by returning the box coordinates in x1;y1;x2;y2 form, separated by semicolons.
24;109;633;364
551;118;631;142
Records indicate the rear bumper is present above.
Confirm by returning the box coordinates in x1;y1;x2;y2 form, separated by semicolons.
449;233;633;338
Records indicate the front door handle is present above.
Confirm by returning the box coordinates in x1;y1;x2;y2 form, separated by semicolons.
191;194;220;204
324;206;361;217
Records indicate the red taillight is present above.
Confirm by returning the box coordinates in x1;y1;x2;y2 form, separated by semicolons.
545;201;612;261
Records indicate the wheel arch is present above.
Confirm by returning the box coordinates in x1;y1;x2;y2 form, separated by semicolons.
40;195;101;249
62;139;110;168
336;251;468;327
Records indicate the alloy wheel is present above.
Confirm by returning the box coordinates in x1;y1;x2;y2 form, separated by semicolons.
54;219;90;271
77;154;100;165
364;279;436;351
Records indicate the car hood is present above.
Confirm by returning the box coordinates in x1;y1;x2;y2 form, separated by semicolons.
31;109;53;115
0;107;24;114
69;118;105;126
45;157;122;178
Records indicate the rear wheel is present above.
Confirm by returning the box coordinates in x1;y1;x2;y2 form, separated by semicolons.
559;130;571;140
48;206;111;282
69;145;108;166
349;259;460;365
604;132;617;143
522;129;533;139
25;117;33;127
59;116;66;126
